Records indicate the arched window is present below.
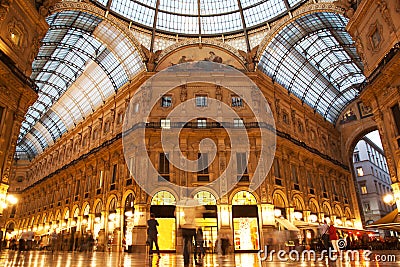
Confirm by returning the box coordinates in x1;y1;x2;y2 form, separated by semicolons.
151;191;176;205
232;191;257;205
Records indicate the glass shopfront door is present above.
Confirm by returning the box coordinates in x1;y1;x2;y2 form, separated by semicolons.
150;205;176;251
232;205;260;251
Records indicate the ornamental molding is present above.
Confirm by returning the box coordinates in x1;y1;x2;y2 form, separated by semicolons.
255;2;343;64
50;1;147;63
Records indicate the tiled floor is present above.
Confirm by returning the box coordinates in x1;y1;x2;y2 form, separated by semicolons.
0;250;399;267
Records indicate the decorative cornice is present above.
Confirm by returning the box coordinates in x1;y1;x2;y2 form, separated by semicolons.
0;50;37;91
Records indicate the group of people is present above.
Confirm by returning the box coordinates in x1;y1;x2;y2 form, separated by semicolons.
319;220;340;254
146;213;230;260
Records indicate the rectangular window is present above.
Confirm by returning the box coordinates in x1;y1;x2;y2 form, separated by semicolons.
307;171;314;188
75;180;80;196
196;95;207;107
197;118;207;128
161;95;172;107
321;175;327;192
360;183;368;194
197;153;209;181
353;153;360;162
391;104;400;135
357;167;364;176
273;158;281;178
236;153;249;182
85;176;91;193
233;118;244;128
342;184;348;198
111;164;117;184
99;170;104;188
291;165;299;184
161;119;171;129
159;153;170;181
332;180;337;195
231;96;243;107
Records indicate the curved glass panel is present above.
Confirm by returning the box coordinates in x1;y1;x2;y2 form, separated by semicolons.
93;0;307;35
16;11;145;159
258;12;365;123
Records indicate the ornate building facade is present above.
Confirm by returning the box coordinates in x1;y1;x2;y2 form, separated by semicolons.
0;0;399;253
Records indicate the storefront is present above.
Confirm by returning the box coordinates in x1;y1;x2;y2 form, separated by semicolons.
232;191;260;252
194;191;218;253
123;193;135;250
150;191;176;251
93;202;102;239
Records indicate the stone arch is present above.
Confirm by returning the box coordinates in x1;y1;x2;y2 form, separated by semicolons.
192;190;218;205
272;189;288;208
63;207;70;220
92;199;103;214
341;118;378;165
158;40;246;68
334;204;343;218
81;202;90;216
106;194;119;211
6;221;16;233
322;201;332;216
122;189;136;206
155;43;247;71
55;209;61;221
256;2;344;62
151;190;177;205
308;198;320;214
229;188;260;204
344;207;352;219
231;190;258;205
72;204;80;214
292;194;305;210
149;188;178;205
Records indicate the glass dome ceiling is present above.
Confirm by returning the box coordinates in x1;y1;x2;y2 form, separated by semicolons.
92;0;307;35
15;10;145;159
258;12;365;123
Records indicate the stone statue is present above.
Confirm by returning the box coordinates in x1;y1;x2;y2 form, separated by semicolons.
238;45;259;71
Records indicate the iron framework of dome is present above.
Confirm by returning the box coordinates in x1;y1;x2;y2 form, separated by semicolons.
15;1;366;160
93;0;307;36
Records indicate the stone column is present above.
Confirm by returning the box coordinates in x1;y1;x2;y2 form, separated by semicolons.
259;203;275;249
131;204;148;253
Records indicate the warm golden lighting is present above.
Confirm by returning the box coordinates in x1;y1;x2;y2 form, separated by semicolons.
309;214;318;223
383;194;394;205
274;209;282;217
293;211;303;220
6;194;18;205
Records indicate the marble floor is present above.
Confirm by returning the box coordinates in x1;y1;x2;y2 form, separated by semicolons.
0;250;399;267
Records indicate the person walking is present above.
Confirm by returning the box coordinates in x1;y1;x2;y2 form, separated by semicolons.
50;230;58;253
318;220;330;250
328;223;340;255
147;213;160;256
195;228;205;258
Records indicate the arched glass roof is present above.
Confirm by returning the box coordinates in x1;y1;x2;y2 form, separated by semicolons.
15;10;145;159
93;0;307;35
258;12;365;123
